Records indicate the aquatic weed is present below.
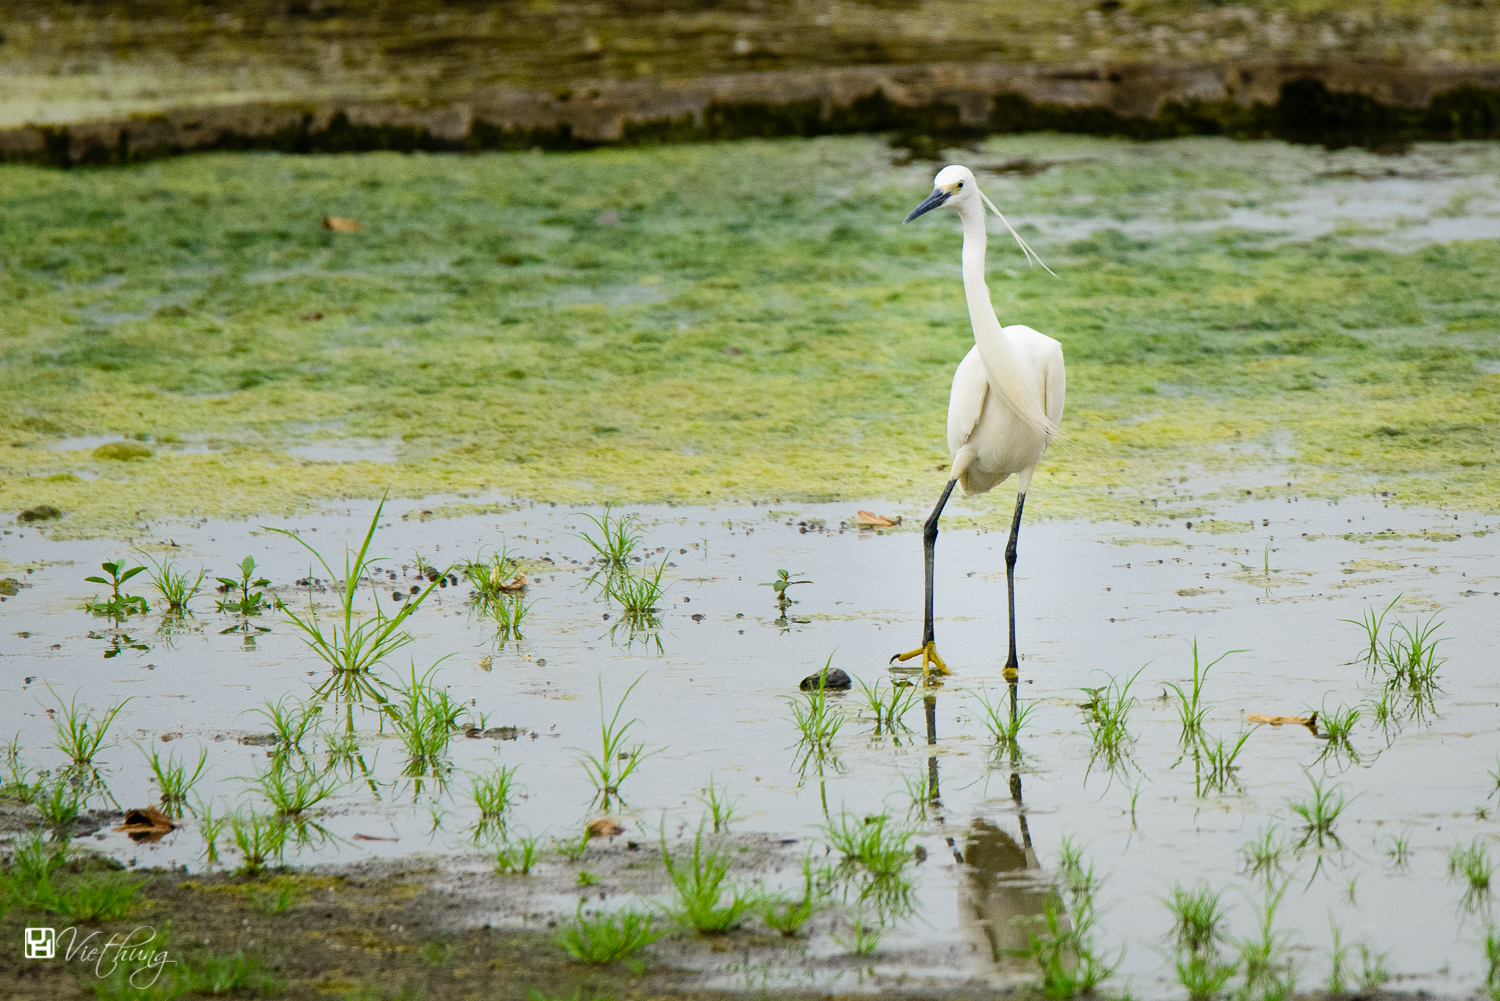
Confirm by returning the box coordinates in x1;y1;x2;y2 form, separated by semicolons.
497;833;543;875
570;674;653;807
1197;728;1254;795
833;906;883;956
50;687;129;767
1025;842;1120;999
271;498;446;705
575;505;642;575
1174;951;1237;1001
970;683;1035;754
1287;771;1349;849
660;823;756;934
248;695;320;752
1383;830;1414;870
1357;942;1392;995
694;774;740;832
1233;879;1297;1001
487;593;533;642
786;656;845;751
254;761;344;816
471;764;522;837
1240;825;1290;882
227;809;289;875
83;559;150;617
604;558;670;625
1447;840;1495;904
34;777;83;831
856;676;919;735
823;810;915;880
181;949;285;996
138;551;206;613
1078;666;1144;774
144;744;208;813
461;541;523;605
1163;882;1231;954
556;904;662;965
759;856;820;937
0;735;41;805
1339;594;1399;666
1167;640;1241;745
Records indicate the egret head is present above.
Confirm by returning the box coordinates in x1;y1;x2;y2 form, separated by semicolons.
904;164;978;223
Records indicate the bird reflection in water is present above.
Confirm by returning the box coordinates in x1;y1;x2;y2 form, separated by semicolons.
923;681;1053;971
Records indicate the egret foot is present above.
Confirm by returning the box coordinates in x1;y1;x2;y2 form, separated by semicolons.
890;640;952;679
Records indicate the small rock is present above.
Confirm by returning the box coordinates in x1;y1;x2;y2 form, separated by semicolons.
800;668;852;691
17;505;61;523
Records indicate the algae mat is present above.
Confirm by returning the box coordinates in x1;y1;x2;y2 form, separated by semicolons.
2;134;1499;537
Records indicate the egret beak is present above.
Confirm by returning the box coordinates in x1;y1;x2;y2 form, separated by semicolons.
904;188;950;223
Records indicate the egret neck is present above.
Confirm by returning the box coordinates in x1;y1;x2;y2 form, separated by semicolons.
954;193;1052;440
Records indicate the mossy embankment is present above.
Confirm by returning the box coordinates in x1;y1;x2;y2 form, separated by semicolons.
2;135;1497;537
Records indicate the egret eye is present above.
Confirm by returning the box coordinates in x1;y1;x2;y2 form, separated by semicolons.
956;181;964;188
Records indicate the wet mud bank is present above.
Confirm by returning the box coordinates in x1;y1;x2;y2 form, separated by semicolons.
8;60;1500;167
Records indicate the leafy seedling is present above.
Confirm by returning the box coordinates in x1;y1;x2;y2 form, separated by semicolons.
83;559;150;617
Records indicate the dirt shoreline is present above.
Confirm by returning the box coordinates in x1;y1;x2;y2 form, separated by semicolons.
6;58;1500;166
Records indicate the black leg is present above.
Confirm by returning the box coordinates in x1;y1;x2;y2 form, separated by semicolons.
1003;492;1027;679
922;479;958;646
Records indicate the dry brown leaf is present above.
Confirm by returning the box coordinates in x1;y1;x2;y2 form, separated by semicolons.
113;805;176;836
1246;712;1319;728
322;216;361;233
586;818;625;839
498;573;528;593
855;510;901;528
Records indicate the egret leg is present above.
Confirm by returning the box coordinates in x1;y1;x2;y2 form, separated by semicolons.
1003;492;1027;680
892;478;957;679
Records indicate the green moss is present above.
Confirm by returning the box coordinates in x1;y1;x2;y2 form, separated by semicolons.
0;136;1497;536
91;442;154;461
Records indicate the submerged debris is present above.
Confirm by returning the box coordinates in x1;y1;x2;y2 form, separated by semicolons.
1246;712;1318;729
855;511;901;528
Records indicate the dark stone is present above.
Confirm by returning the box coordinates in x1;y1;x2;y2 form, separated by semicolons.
800;668;851;691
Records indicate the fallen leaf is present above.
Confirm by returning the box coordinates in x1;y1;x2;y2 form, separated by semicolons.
113;806;177;841
477;655;492;672
352;833;398;842
586;818;625;839
322;216;360;233
498;573;528;592
1246;712;1318;728
855;510;901;528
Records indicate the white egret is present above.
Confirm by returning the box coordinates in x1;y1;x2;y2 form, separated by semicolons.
892;164;1065;682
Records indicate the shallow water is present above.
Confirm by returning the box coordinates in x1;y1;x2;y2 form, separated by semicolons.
2;495;1497;994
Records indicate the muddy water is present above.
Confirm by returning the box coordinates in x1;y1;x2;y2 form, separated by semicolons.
1;495;1497;994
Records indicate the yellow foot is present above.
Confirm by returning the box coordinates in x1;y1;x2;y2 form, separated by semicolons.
890;640;952;679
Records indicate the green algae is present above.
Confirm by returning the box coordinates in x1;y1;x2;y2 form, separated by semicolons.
1;135;1498;537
